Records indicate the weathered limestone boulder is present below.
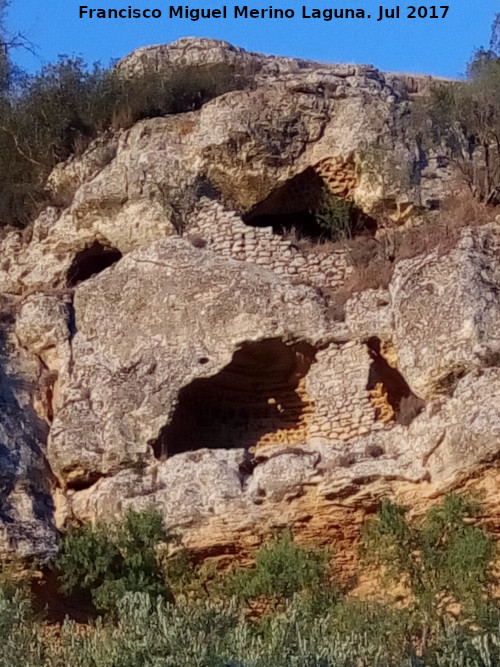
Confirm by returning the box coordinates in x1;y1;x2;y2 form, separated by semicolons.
48;238;332;487
0;39;451;296
70;449;245;527
117;38;265;78
391;225;500;400
66;432;428;558
424;369;500;483
343;289;393;341
15;294;72;375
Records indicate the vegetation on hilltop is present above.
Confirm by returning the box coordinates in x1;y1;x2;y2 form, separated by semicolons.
0;8;499;232
0;34;256;228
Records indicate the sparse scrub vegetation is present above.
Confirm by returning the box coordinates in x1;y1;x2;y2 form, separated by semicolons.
362;494;498;645
0;56;255;227
56;507;175;614
226;530;332;602
328;188;495;308
416;15;500;205
419;66;500;204
0;496;499;665
310;190;368;241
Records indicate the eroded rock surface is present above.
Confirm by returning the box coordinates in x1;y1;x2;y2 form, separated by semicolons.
48;238;332;487
0;297;57;560
391;225;500;400
1;39;500;567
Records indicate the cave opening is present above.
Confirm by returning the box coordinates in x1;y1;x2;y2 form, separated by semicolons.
67;242;123;287
151;338;317;459
243;167;376;243
366;337;425;426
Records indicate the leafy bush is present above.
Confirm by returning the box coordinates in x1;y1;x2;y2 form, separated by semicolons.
5;588;500;667
227;531;331;601
310;191;368;241
56;507;174;614
362;493;498;641
0;590;47;667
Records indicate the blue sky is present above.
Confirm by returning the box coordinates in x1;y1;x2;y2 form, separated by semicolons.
6;1;500;78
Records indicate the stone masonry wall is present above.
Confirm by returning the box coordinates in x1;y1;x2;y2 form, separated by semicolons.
187;202;395;447
188;200;351;290
306;342;387;443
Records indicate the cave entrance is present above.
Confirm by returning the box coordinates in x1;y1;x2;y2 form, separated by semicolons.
366;337;425;426
67;242;123;287
153;339;317;458
243;168;376;243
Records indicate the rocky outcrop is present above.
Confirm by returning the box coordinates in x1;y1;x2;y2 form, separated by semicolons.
391;225;500;400
65;362;500;563
0;296;57;560
0;39;451;296
47;238;331;487
0;39;499;568
12;219;500;565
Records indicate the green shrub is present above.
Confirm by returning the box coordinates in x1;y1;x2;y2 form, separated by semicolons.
310;191;367;241
227;531;331;601
2;580;500;666
0;56;255;227
0;589;47;667
56;507;174;614
4;590;498;667
0;563;31;602
162;548;221;600
362;493;498;640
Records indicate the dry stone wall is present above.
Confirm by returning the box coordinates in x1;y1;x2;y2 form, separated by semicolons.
189;199;351;290
186;200;398;445
306;342;387;443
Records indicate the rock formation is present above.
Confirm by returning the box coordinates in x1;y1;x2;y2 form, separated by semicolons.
1;38;499;572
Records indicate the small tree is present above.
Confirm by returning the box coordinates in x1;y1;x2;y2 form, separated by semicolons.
362;494;497;645
420;14;500;205
57;507;175;614
0;0;10;94
426;69;500;204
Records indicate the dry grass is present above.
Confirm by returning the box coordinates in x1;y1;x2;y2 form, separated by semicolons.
322;193;497;310
110;105;136;131
395;194;494;262
346;257;394;292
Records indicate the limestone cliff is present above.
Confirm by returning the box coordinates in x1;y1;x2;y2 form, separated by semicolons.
1;38;499;572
